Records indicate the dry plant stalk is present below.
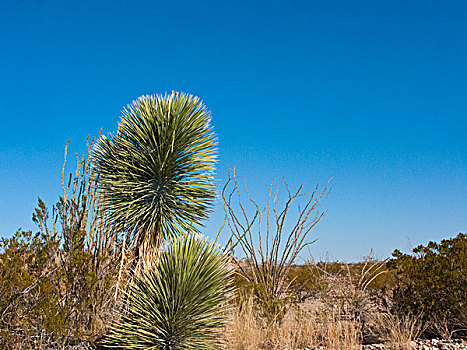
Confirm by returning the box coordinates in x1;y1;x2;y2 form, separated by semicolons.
373;310;425;349
221;169;331;321
431;315;467;342
305;250;388;324
6;136;130;348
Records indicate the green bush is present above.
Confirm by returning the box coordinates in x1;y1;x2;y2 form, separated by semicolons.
0;138;124;349
0;218;121;349
104;233;234;349
389;233;467;337
0;229;63;348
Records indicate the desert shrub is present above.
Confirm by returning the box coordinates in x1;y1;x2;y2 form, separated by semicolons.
104;233;234;349
389;233;467;337
222;170;331;324
0;229;62;348
0;138;126;349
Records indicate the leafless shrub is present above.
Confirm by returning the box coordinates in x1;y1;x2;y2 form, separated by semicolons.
220;168;331;323
309;251;388;322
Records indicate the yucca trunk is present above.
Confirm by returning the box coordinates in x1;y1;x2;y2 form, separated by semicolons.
137;228;161;272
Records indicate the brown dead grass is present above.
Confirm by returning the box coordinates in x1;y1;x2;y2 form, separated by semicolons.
224;291;425;350
225;298;362;350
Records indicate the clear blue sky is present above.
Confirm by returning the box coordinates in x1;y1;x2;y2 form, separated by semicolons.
1;1;466;261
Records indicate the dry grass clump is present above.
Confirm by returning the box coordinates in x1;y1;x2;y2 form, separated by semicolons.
225;290;428;350
372;310;425;350
225;298;362;350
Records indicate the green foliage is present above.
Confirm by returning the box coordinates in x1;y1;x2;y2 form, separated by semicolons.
104;233;234;349
0;229;61;347
0;222;119;348
252;283;295;324
93;93;218;263
0;139;124;349
389;233;467;336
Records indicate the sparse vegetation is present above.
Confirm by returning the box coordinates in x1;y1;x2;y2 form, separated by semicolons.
0;137;128;349
226;296;362;350
0;93;465;349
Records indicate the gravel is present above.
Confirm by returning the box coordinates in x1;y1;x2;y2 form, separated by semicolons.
363;339;467;350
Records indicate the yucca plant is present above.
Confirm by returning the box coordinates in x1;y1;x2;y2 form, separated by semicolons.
93;92;217;267
104;233;234;349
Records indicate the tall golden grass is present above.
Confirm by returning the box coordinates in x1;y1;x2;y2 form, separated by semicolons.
223;297;425;350
225;298;362;350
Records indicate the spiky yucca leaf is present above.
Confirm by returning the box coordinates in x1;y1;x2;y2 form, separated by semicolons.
104;234;234;349
93;92;217;254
